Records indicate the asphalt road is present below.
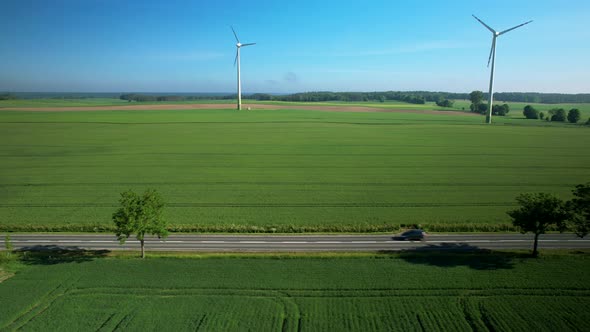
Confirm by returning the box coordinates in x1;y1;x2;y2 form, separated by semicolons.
2;233;589;252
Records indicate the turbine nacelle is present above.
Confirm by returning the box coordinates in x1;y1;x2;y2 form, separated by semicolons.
237;43;242;48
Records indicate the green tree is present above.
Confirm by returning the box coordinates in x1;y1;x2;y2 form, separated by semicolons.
507;193;569;257
477;103;488;115
539;112;545;120
469;91;484;113
549;108;566;122
112;189;168;258
568;183;590;238
469;90;484;105
567;109;581;123
492;104;510;116
523;105;539;119
436;99;454;108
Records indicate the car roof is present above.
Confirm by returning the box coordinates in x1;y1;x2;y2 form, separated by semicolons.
402;229;423;234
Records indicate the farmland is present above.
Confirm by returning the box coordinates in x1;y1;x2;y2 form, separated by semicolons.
1;107;589;232
0;252;588;331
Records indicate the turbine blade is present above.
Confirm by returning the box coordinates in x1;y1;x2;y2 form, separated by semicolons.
472;15;496;34
487;38;496;67
231;26;240;43
241;43;256;47
499;20;533;35
233;50;238;66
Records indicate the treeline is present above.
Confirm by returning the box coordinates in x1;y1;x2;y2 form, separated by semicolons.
0;93;18;100
491;92;590;104
119;93;235;102
252;91;590;104
269;91;427;104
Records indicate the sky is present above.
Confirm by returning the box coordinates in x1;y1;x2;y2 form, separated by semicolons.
1;0;589;94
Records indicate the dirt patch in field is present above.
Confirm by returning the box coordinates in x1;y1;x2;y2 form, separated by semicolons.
0;103;475;116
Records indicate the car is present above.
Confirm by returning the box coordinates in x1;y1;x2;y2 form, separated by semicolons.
394;229;427;241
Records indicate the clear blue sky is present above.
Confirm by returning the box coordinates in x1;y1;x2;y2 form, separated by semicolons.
1;0;589;93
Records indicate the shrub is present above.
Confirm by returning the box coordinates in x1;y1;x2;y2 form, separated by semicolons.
539;112;545;120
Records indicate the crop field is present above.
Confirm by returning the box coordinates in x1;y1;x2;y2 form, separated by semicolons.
1;107;589;232
0;253;588;331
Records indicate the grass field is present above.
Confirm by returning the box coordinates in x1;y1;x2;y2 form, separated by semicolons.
0;252;588;331
0;108;589;232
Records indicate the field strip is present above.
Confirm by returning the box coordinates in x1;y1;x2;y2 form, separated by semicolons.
12;239;589;244
66;287;590;298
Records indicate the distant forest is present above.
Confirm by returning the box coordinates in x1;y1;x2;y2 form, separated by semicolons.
2;91;590;104
119;91;590;104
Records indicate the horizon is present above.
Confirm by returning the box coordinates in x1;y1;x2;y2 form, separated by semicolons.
1;0;589;94
4;90;590;97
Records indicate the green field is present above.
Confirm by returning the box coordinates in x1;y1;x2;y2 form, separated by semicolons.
1;108;589;232
1;252;589;331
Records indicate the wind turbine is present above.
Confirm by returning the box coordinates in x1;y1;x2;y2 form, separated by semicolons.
472;15;532;124
231;26;256;111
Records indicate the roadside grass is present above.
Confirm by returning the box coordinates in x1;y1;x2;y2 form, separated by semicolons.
0;251;588;331
0;108;588;232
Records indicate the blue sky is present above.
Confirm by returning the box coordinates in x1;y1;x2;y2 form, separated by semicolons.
1;0;589;93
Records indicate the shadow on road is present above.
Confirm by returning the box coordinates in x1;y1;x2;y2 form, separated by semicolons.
380;243;531;270
16;245;110;265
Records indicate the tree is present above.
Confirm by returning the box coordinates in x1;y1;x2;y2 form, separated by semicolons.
539;112;545;120
567;109;581;124
492;104;510;116
469;90;484;105
112;189;168;258
477;103;488;115
507;193;569;257
549;108;566;122
469;91;484;113
436;98;454;108
523;105;539;119
568;183;590;238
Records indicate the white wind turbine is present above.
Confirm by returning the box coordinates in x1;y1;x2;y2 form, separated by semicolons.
231;26;256;110
472;15;532;124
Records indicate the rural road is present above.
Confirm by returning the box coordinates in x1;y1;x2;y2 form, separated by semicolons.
2;233;589;252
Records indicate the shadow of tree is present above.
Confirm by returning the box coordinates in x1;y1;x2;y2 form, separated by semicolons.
380;243;532;270
16;245;110;265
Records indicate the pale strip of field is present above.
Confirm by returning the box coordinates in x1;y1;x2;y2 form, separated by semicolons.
0;103;476;115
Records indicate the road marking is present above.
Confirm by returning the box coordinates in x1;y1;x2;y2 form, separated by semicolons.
350;241;377;244
315;241;342;244
238;241;265;244
202;241;226;244
281;241;308;244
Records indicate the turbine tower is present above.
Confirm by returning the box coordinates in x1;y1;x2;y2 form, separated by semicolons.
472;15;532;124
231;26;256;111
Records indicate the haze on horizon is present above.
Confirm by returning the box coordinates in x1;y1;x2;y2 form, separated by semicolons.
1;0;589;94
